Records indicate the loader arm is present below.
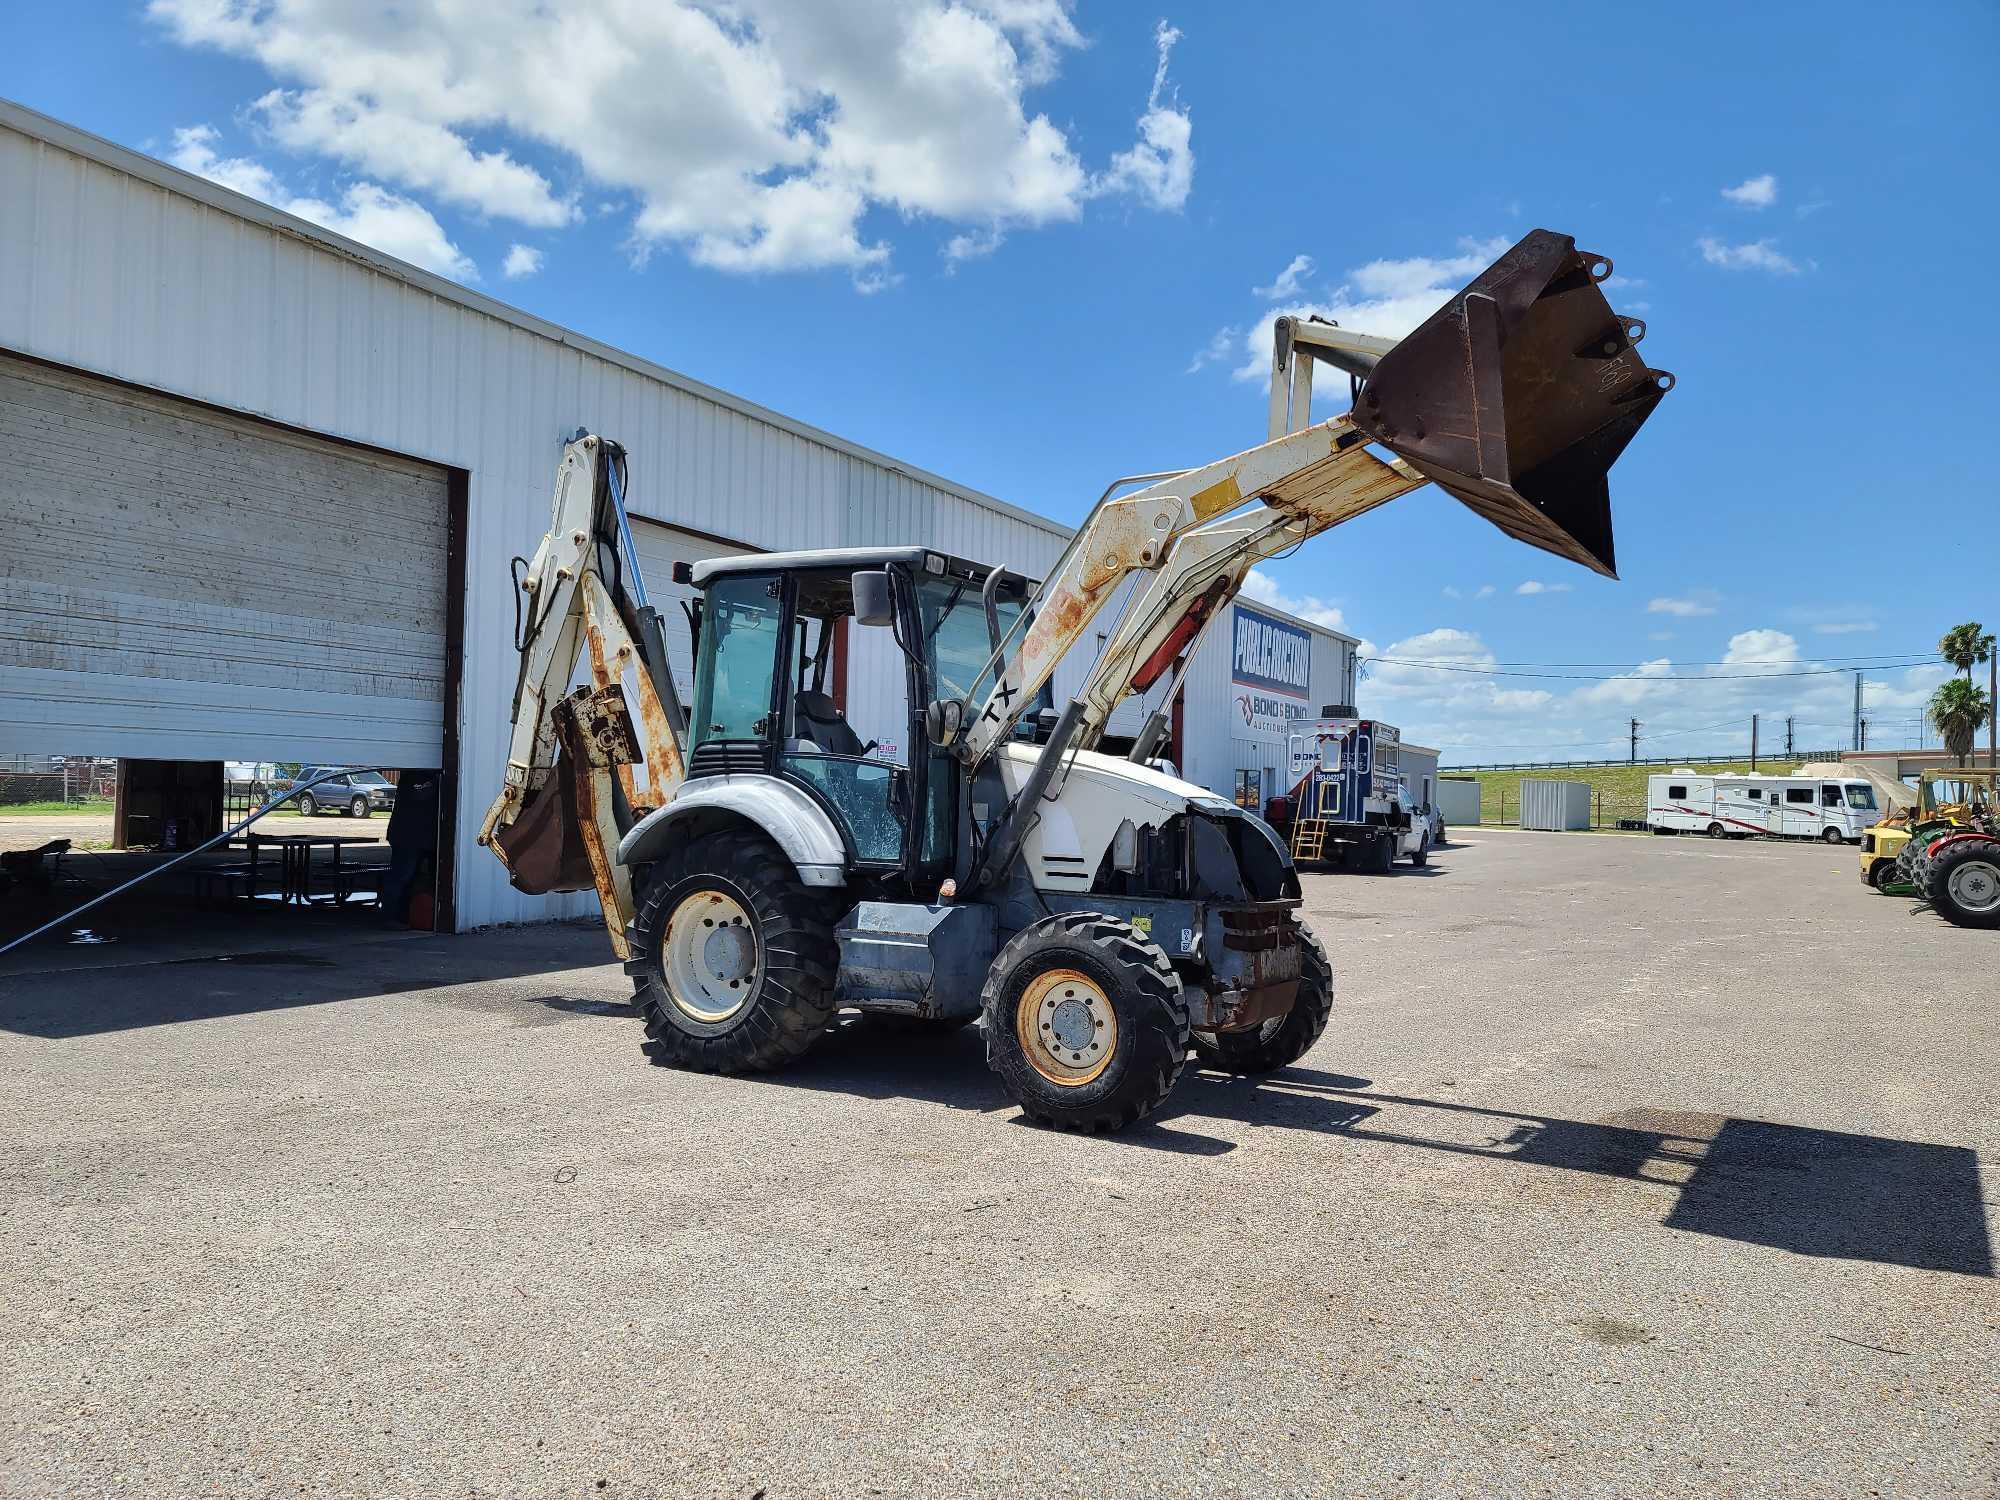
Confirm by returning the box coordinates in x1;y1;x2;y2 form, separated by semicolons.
477;433;688;956
958;228;1667;890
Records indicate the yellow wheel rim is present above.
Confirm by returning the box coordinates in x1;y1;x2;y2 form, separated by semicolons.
1016;967;1116;1087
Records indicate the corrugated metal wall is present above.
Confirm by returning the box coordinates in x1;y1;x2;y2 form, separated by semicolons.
0;107;1076;929
1519;778;1592;831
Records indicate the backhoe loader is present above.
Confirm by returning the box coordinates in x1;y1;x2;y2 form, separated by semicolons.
478;229;1673;1130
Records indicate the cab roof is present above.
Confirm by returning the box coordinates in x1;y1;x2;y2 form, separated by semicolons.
689;545;1030;591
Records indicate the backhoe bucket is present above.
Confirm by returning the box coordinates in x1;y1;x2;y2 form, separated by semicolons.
1349;228;1670;578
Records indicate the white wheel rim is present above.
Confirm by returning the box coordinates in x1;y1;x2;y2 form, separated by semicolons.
663;890;760;1023
1947;859;2000;915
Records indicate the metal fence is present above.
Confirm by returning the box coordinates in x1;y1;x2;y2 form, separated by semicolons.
0;759;118;805
1444;748;1842;773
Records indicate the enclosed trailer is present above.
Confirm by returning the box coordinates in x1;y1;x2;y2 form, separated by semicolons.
1647;772;1882;843
1519;778;1592;831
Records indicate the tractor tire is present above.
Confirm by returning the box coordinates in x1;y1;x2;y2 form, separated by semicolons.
1868;859;1897;892
296;792;318;817
1930;840;2000;929
981;911;1189;1132
627;829;838;1074
1192;922;1334;1075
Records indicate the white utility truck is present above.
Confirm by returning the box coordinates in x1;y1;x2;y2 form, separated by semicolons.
1646;771;1882;843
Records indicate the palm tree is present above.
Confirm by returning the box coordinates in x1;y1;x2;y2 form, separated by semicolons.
1938;622;1994;681
1928;678;1993;766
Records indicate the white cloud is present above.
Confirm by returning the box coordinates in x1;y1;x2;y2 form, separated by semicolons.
252;88;576;227
1813;620;1878;635
501;243;544;279
1092;20;1194;211
168;125;477;281
1253;254;1314;301
1185;323;1237;374
1219;235;1513;386
1242;568;1346;632
1796;198;1832;219
1648;591;1720;617
1697;236;1802;275
943;227;1006;268
1441;585;1462;600
1721;173;1778;209
1514;580;1572;596
1648;630;1675;642
147;2;1194;286
1473;584;1495;600
1721;628;1800;666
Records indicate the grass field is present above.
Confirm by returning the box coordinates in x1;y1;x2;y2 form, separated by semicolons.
1449;760;1796;827
0;799;116;816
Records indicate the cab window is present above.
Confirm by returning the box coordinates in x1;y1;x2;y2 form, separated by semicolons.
691;574;782;745
1820;785;1842;807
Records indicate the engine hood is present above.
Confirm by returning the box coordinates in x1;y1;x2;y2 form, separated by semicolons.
994;742;1238;820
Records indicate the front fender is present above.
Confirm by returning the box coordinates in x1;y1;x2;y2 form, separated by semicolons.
617;775;847;888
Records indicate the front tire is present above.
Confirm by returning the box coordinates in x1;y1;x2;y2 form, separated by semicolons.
350;796;371;819
627;829;838;1074
1410;834;1429;867
1821;826;1844;845
296;792;318;817
981;912;1189;1132
1931;840;2000;929
1192;923;1333;1075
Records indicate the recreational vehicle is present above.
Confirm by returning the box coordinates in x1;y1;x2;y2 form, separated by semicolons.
1646;771;1881;843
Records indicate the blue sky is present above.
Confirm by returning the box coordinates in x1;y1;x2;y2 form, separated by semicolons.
7;2;1995;762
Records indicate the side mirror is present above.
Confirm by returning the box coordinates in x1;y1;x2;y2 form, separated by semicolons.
851;570;895;627
925;697;965;746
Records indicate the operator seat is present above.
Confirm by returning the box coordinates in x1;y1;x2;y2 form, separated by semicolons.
793;690;866;756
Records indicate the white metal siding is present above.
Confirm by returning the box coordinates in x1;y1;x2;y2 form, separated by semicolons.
1437;777;1481;826
0;105;1075;928
0;351;447;764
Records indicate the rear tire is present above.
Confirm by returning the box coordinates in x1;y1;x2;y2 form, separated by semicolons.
1931;840;2000;928
1365;835;1396;874
1706;822;1726;840
627;829;838;1074
981;912;1189;1132
1192;923;1333;1075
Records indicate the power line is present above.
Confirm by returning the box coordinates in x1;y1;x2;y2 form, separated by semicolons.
1386;650;1943;668
1363;657;1941;682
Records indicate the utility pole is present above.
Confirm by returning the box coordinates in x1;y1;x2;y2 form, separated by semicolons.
1853;671;1863;751
1750;713;1759;771
1629;718;1640;764
1990;648;1996;769
1785;716;1794;758
1859;717;1868;751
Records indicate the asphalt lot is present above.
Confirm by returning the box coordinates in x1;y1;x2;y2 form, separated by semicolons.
0;810;383;852
3;830;1995;1497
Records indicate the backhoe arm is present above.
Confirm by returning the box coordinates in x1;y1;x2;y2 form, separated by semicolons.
477;433;687;956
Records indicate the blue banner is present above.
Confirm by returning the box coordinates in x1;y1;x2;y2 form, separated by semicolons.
1230;605;1313;698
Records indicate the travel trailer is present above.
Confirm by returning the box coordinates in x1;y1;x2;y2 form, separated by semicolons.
1646;771;1882;843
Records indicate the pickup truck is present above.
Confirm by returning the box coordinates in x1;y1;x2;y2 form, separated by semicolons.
1277;718;1435;873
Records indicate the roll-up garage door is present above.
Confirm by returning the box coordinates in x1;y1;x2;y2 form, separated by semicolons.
0;354;449;764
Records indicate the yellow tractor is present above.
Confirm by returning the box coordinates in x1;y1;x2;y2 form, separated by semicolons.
1865;769;1999;915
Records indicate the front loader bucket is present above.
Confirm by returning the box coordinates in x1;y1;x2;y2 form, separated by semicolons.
1349;228;1670;578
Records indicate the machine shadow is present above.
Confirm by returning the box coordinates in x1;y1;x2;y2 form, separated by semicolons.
758;1018;1243;1156
1167;1067;1994;1278
0;925;619;1038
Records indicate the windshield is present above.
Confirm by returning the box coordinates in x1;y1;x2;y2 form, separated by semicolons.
1843;783;1876;811
917;576;1033;707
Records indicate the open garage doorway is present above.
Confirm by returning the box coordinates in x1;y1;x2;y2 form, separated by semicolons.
0;351;466;975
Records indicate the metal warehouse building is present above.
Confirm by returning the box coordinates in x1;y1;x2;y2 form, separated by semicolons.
0;99;1354;933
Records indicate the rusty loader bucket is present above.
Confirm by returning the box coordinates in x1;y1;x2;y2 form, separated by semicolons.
1348;228;1671;578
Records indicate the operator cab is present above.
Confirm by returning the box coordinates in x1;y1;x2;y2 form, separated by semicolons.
680;546;1047;890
